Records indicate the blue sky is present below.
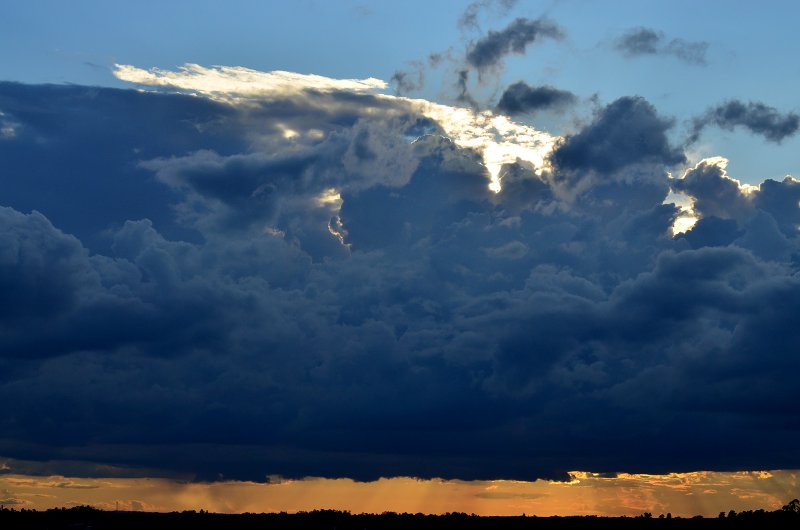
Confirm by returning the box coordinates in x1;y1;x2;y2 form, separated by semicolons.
3;0;800;181
2;0;800;515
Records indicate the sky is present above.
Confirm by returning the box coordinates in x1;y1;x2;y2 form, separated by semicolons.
1;0;800;517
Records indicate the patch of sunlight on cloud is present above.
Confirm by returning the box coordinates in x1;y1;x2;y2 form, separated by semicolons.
671;215;697;235
407;102;556;192
666;156;763;236
113;63;387;100
664;187;696;236
315;188;343;207
690;156;759;194
313;188;348;248
113;63;558;193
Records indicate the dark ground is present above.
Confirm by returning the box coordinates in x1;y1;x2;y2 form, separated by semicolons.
1;502;799;530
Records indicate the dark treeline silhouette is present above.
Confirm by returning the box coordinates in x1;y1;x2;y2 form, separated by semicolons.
1;500;798;530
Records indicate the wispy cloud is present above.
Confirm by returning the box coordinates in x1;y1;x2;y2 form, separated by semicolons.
615;27;708;65
689;100;800;144
466;17;564;74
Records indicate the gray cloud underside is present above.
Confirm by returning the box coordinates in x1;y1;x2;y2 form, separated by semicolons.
615;27;708;65
466;17;564;72
690;100;800;144
1;82;800;483
496;82;577;115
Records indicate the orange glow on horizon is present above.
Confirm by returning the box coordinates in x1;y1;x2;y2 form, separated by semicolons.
0;470;797;517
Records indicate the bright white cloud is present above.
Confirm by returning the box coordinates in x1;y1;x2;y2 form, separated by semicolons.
113;63;558;191
113;63;388;100
408;100;556;191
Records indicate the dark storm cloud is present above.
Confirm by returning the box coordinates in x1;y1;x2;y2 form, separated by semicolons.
496;81;577;115
689;100;800;144
466;17;564;73
615;27;708;65
0;81;244;250
671;160;753;221
549;96;685;176
1;81;800;483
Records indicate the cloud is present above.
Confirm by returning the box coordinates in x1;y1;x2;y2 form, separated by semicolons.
390;63;425;96
2;67;800;484
458;0;519;31
0;110;18;139
689;100;800;144
0;496;28;505
671;158;755;222
114;63;387;101
549;96;685;182
615;27;708;65
673;157;800;259
496;82;577;116
112;64;557;194
389;8;560;108
466;18;564;73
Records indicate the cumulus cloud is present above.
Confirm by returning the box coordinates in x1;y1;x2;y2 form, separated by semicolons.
496;82;577;116
1;66;800;485
615;27;708;65
689;100;800;144
549;95;685;191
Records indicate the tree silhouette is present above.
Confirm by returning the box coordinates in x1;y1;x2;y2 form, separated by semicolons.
783;499;800;513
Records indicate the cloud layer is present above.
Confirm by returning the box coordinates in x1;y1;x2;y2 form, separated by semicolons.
1;66;799;483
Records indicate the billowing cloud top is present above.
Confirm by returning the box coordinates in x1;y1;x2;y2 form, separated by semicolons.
115;64;557;192
1;63;799;484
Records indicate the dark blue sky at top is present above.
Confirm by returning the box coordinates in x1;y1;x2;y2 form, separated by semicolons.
1;1;800;483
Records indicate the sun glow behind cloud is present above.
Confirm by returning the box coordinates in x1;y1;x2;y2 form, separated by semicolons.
667;155;773;235
405;100;557;191
113;62;709;237
113;63;557;193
